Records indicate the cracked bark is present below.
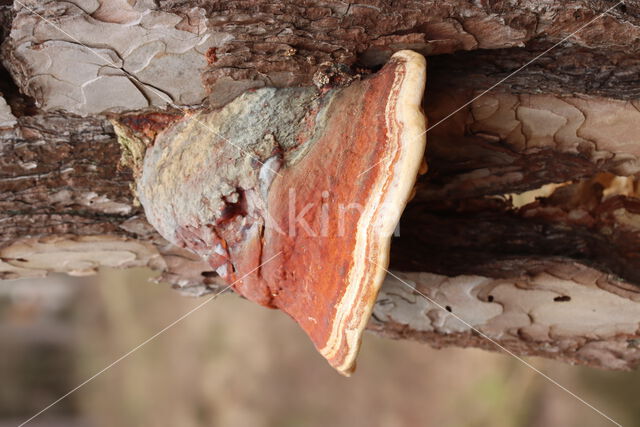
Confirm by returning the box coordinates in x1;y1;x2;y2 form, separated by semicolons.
3;0;640;370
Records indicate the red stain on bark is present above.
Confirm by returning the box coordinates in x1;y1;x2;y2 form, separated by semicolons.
205;47;217;64
118;111;184;144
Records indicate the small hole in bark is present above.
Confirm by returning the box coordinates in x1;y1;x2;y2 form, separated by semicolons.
0;64;37;116
201;271;217;278
15;258;28;262
487;295;494;302
554;295;571;302
619;4;627;13
445;305;452;312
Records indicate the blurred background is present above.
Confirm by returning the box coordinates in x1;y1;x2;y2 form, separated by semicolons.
0;268;638;427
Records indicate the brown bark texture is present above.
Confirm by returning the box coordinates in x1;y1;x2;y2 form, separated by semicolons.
2;0;640;370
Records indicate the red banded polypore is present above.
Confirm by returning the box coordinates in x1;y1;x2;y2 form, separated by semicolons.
135;50;427;374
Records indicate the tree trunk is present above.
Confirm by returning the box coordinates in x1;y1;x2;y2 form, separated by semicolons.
3;0;640;370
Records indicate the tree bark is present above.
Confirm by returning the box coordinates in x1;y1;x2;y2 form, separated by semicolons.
2;0;640;370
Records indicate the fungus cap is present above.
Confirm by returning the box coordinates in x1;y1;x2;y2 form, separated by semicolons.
135;50;427;375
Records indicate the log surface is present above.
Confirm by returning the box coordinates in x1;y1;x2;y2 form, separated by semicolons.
2;0;640;370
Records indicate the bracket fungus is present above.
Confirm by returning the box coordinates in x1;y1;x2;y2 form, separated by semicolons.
133;50;427;374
